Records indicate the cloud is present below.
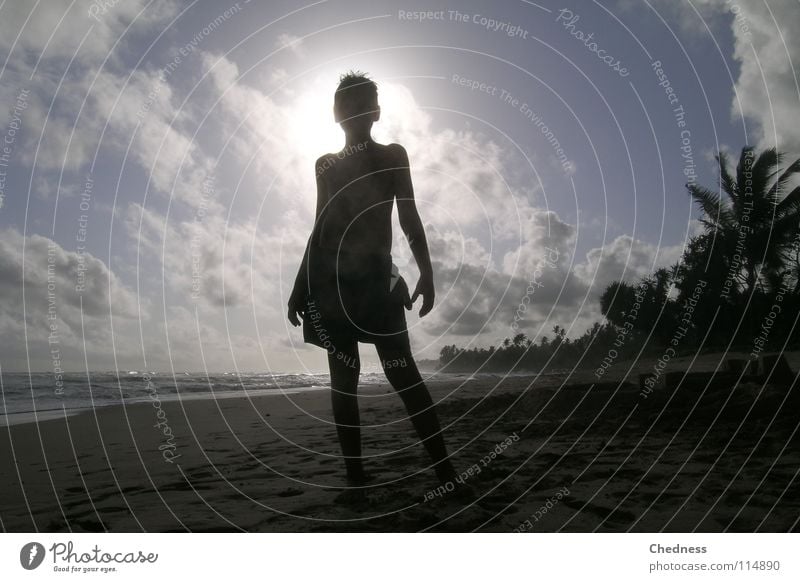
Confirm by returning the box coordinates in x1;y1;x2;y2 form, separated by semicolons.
425;263;513;336
0;1;178;64
1;4;719;369
198;53;693;355
0;228;140;366
574;234;683;291
639;0;800;155
0;1;216;207
728;2;800;155
0;228;138;318
418;225;684;345
275;33;304;57
122;198;303;314
0;224;278;372
92;68;215;204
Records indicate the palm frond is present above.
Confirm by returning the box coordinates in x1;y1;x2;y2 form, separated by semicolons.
770;212;800;240
757;213;800;275
687;184;734;228
764;250;793;277
717;151;739;204
767;157;800;202
698;218;721;232
736;146;757;195
751;147;781;197
775;185;800;218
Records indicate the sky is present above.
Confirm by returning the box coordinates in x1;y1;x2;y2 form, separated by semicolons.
0;0;797;374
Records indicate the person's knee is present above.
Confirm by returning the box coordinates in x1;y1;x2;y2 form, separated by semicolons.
377;345;416;373
384;361;422;388
378;349;410;372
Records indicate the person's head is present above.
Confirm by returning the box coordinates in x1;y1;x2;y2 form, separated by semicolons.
333;71;379;133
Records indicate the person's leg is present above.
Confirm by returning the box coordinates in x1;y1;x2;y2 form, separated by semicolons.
376;342;457;483
327;338;366;484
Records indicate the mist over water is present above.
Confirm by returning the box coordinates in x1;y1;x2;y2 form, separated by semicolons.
0;370;484;420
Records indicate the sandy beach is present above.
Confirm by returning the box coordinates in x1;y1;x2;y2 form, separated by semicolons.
1;351;798;532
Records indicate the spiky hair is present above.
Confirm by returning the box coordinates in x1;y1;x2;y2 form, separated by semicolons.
334;70;378;113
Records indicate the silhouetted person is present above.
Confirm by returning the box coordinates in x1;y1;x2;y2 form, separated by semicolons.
288;71;457;487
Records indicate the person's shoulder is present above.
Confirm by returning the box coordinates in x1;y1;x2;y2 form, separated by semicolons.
315;152;337;166
383;142;410;164
314;153;337;174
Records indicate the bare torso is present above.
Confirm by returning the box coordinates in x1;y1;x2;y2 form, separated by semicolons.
316;142;400;256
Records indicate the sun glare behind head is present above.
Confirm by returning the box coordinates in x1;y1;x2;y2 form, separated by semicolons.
288;81;343;161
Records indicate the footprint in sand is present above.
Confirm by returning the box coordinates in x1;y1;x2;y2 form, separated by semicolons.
70;517;106;532
276;488;304;498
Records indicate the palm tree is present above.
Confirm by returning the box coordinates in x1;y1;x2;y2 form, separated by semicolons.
551;325;566;348
791;243;800;295
687;147;800;298
600;281;637;327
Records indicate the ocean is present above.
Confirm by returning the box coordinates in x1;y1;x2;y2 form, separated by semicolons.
0;371;334;427
0;370;473;426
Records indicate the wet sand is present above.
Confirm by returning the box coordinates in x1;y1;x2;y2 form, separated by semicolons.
1;352;798;532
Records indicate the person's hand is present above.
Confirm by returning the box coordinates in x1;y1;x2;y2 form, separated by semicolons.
411;274;435;317
287;292;306;327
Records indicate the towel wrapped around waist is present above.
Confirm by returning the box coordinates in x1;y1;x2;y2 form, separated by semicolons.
302;247;410;350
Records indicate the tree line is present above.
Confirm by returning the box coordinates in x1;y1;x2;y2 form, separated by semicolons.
440;147;800;373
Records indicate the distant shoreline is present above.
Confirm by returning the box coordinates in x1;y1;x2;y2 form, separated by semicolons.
0;384;333;428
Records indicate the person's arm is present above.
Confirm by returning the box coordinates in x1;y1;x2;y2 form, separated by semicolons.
393;144;435;317
288;157;328;326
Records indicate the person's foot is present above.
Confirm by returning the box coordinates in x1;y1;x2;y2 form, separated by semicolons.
336;472;375;505
345;470;375;488
434;460;458;484
335;487;368;505
449;480;477;503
